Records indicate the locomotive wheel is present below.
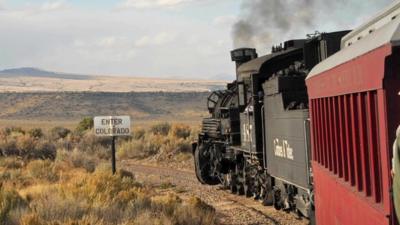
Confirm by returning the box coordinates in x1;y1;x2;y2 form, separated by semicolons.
236;183;245;195
194;144;219;185
221;174;231;190
262;191;274;206
235;164;245;196
273;189;283;210
243;164;253;198
244;183;252;198
243;173;252;198
230;170;238;194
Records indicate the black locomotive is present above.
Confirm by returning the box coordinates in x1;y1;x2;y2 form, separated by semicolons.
193;31;350;220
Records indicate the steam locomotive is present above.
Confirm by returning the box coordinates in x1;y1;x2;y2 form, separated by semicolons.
193;2;400;225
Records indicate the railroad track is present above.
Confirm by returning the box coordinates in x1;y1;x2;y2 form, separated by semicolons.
121;161;307;225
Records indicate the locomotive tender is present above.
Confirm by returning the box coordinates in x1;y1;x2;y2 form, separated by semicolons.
193;2;400;225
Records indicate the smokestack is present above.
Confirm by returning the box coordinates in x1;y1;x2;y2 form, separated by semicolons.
231;48;258;68
230;48;258;79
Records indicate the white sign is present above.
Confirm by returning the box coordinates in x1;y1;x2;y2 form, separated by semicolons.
94;116;131;137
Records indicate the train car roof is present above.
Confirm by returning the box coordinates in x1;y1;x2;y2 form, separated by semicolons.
307;0;400;80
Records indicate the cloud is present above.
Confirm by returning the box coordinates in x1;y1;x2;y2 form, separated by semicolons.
117;0;196;9
71;36;137;63
135;32;177;47
73;36;131;48
0;0;393;80
40;1;68;12
0;1;237;78
212;15;236;27
0;0;70;15
0;0;6;10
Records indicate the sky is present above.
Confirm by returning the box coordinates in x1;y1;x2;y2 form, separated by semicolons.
0;0;394;80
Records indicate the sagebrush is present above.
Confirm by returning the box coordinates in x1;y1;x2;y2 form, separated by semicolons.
0;121;213;225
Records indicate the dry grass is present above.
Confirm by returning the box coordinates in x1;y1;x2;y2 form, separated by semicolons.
0;159;215;225
117;123;198;161
0;120;78;132
0;121;214;225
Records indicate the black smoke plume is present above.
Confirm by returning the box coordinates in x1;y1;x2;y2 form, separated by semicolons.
232;0;393;52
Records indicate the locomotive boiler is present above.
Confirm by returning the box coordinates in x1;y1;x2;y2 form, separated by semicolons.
193;1;400;225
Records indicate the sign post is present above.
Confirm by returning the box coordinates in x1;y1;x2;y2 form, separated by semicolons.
94;116;131;174
111;136;116;174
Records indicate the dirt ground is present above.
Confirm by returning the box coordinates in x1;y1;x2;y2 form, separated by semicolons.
121;160;309;225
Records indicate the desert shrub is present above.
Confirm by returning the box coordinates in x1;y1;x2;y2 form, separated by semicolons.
118;137;162;160
0;133;56;160
26;160;59;182
72;169;142;206
70;150;97;173
0;129;8;138
20;214;44;225
147;194;215;225
151;193;182;216
175;140;192;153
34;140;57;160
118;141;140;159
118;124;196;160
55;150;97;173
0;169;33;189
174;196;215;225
25;170;145;224
144;138;163;156
133;127;145;140
4;127;26;136
76;117;94;134
50;127;71;140
170;124;191;139
77;132;110;152
0;186;28;224
0;155;215;225
161;138;192;155
68;131;83;144
16;135;36;156
28;128;44;139
0;157;24;169
118;169;134;179
0;139;18;157
150;122;171;136
29;191;91;223
73;133;110;161
14;136;56;160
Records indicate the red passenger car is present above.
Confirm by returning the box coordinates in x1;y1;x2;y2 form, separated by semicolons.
306;2;400;225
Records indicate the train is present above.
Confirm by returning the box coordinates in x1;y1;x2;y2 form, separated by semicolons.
193;2;400;225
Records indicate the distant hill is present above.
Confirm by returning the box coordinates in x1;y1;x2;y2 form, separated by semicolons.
212;73;235;81
0;67;91;80
0;67;226;92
